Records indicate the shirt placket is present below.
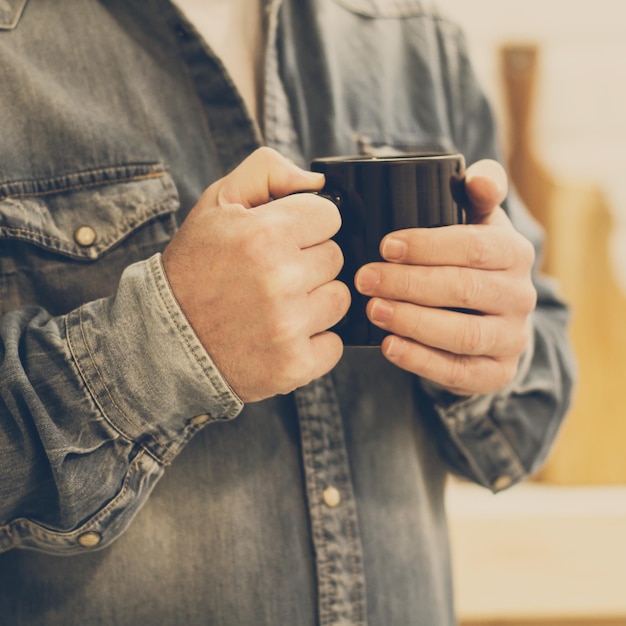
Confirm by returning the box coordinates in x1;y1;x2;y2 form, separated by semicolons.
169;0;369;620
294;376;368;626
263;3;368;623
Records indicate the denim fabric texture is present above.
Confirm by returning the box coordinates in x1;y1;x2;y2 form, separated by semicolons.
0;1;575;624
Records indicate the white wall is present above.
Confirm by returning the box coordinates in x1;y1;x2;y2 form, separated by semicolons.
435;0;626;287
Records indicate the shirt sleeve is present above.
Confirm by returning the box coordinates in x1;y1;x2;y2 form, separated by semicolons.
421;254;576;491
0;253;243;554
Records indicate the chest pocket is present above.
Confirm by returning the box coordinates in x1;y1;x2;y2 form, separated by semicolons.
0;163;180;315
0;0;27;30
328;0;435;18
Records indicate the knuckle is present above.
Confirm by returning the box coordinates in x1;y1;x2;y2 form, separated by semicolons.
396;266;419;299
457;317;487;355
324;239;345;276
264;323;318;394
236;223;272;259
405;307;425;340
255;145;281;165
420;233;438;265
262;263;299;300
466;227;494;267
266;311;294;344
283;344;317;390
455;270;481;308
330;280;352;318
238;229;292;286
446;356;471;390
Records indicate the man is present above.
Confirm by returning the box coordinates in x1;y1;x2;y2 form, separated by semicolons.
0;1;574;624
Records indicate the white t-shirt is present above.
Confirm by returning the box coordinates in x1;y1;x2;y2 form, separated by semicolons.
174;0;264;123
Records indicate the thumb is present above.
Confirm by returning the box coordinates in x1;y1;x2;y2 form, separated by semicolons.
209;147;325;208
464;159;508;223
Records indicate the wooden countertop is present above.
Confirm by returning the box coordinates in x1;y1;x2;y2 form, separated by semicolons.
446;480;626;623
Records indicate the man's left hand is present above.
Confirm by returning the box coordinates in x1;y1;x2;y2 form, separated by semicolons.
354;159;537;396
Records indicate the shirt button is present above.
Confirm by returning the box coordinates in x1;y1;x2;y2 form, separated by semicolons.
77;531;102;548
189;414;209;427
73;226;97;247
322;486;341;508
492;475;513;491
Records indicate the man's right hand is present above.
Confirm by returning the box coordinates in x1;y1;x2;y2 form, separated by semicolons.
161;147;350;402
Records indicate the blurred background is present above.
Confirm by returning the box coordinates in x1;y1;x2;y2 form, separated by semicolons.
434;1;626;624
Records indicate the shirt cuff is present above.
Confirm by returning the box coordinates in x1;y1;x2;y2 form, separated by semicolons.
66;253;244;464
420;326;536;491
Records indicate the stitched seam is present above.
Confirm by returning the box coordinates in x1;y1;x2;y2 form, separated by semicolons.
2;450;153;541
298;407;329;624
67;306;175;465
72;307;140;444
0;171;165;200
0;199;172;247
325;376;366;624
0;190;176;258
0;0;27;30
65;311;132;447
152;260;206;377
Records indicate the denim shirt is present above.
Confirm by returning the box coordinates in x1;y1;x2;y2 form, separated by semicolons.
0;1;575;624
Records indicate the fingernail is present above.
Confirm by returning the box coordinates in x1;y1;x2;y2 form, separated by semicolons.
382;237;406;261
301;171;325;189
305;171;325;181
370;299;393;323
385;336;406;359
355;267;379;294
466;160;507;198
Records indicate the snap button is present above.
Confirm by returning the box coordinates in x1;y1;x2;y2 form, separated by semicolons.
77;531;102;548
492;475;513;491
322;486;341;508
189;414;209;427
73;226;97;247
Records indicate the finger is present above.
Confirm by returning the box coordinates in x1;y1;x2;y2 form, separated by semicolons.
296;240;344;292
379;335;519;395
464;159;508;224
255;192;342;249
306;330;345;383
356;264;526;314
306;280;352;337
367;298;530;357
379;217;524;269
211;147;325;208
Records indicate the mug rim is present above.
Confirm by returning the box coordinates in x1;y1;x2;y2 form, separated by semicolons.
311;152;462;164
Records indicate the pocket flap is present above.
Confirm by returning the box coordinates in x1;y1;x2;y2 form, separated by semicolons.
0;0;27;30
0;164;179;260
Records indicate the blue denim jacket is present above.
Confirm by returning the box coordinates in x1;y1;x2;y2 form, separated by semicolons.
0;1;574;624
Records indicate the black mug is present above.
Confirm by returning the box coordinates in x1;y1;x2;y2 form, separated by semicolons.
311;152;468;347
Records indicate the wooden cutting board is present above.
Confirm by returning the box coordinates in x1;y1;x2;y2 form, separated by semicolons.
501;44;626;484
